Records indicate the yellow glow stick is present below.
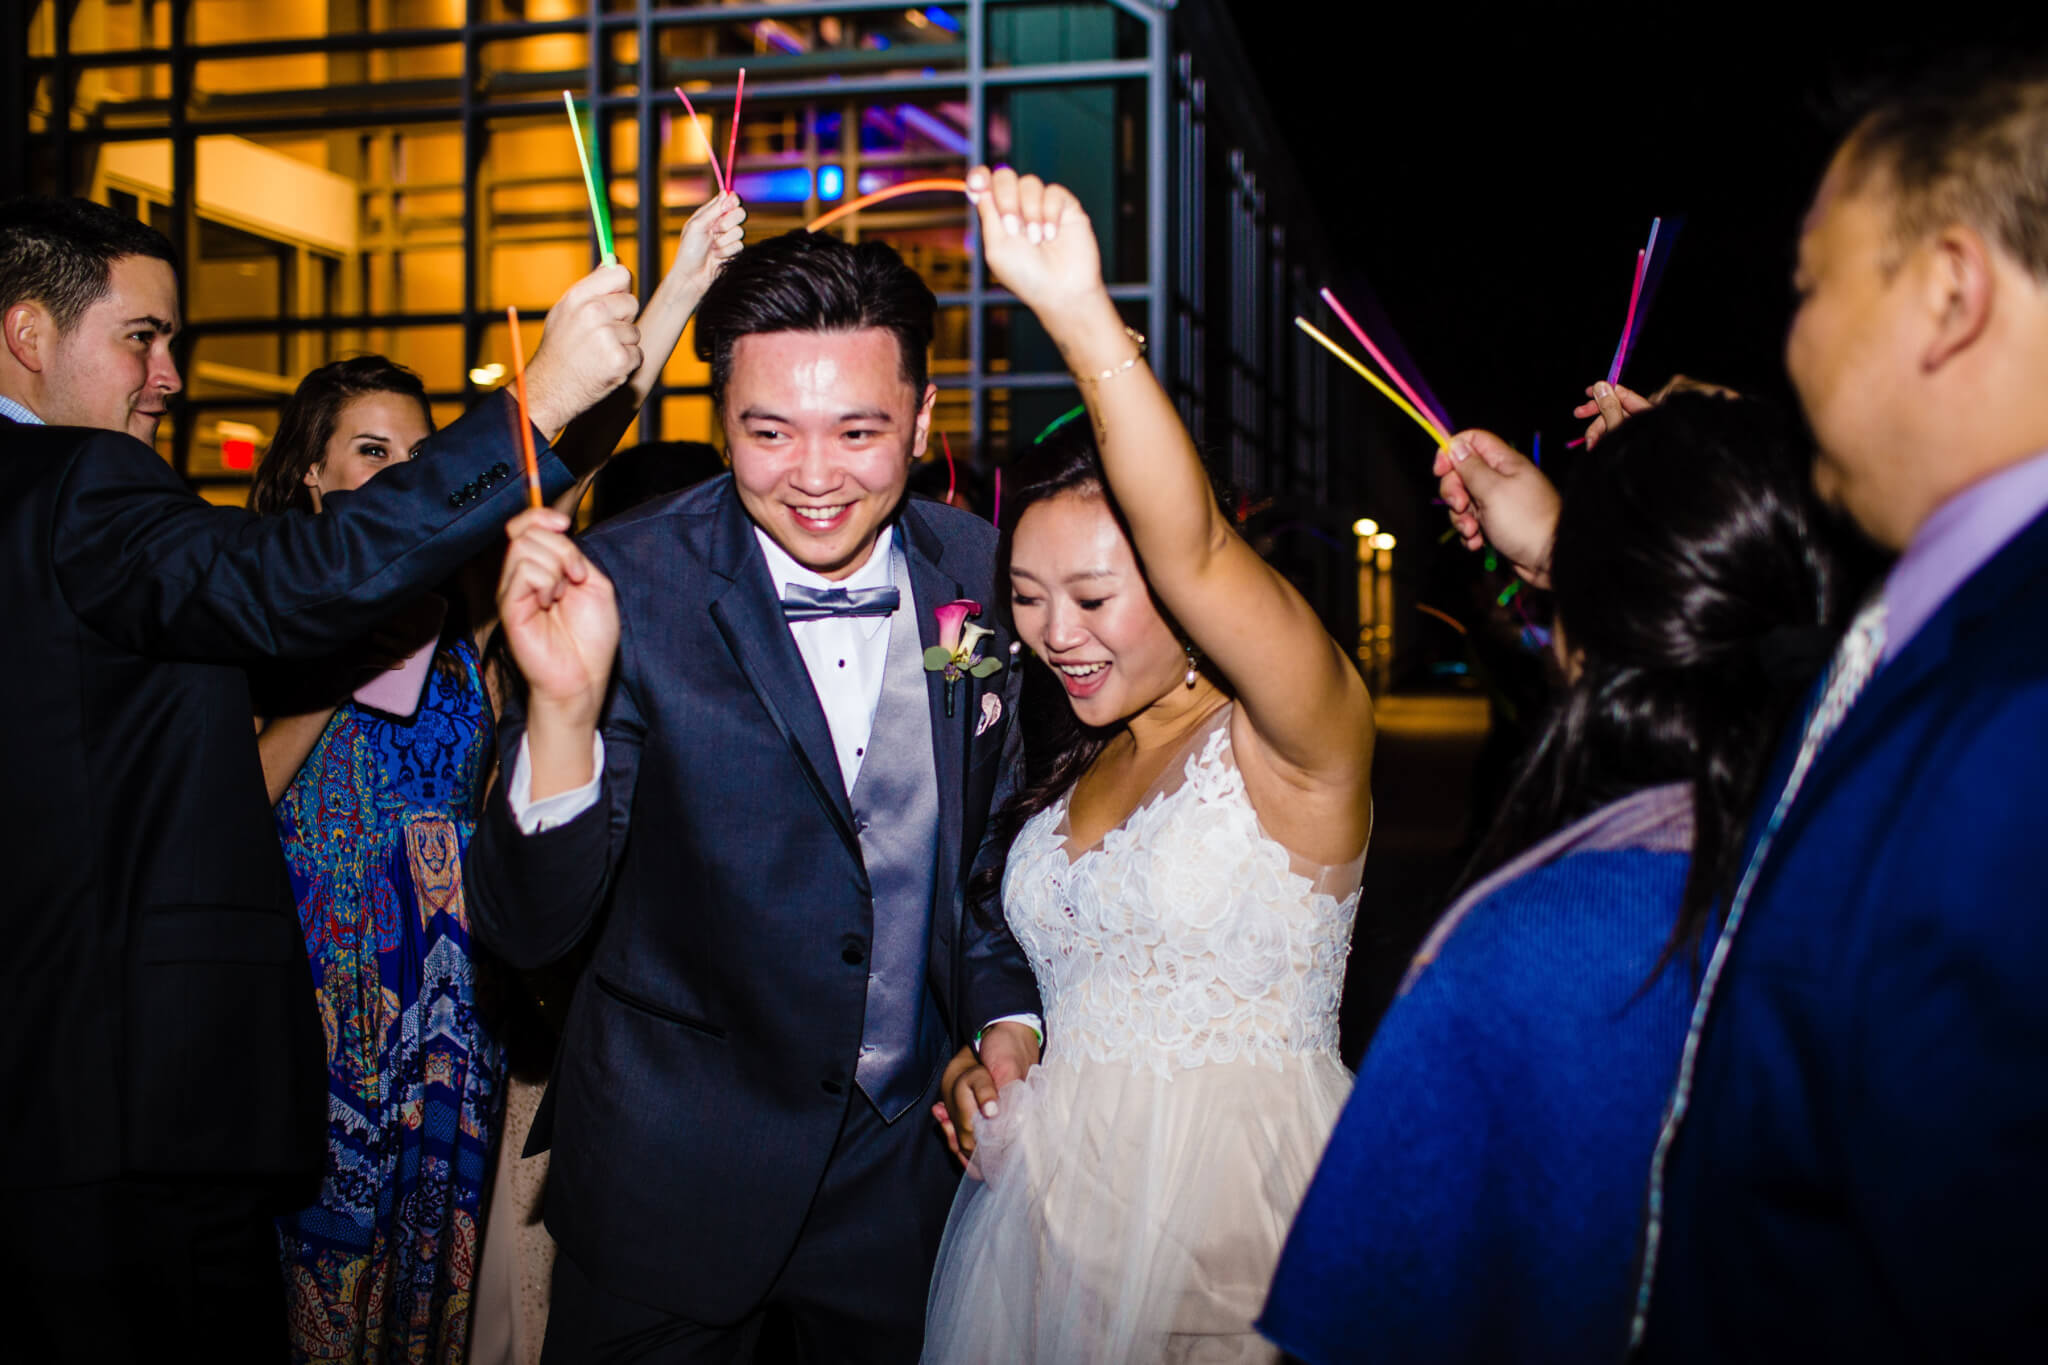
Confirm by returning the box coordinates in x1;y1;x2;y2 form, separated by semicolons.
1294;317;1451;449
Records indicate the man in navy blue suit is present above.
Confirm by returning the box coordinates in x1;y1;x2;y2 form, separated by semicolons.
467;230;1044;1362
1440;54;2048;1361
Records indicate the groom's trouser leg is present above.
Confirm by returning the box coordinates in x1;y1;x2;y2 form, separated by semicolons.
543;1248;767;1364
768;1072;958;1364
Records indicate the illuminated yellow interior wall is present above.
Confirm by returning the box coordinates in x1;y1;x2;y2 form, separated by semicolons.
35;0;985;496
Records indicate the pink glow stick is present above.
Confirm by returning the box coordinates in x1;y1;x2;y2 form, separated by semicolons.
1319;287;1452;434
1606;248;1647;385
992;468;1001;528
725;68;746;196
940;430;957;506
673;86;726;195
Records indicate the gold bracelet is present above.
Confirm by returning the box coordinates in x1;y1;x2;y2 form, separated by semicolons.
1075;326;1147;384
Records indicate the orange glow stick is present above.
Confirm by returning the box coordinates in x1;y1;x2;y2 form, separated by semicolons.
673;86;726;195
806;178;970;233
506;305;542;509
1416;603;1469;635
725;67;746;195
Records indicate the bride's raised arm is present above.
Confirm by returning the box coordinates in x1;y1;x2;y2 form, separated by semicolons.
971;166;1373;858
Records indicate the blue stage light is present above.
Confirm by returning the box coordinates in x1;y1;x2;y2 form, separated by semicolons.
732;167;815;203
923;8;962;34
818;165;845;201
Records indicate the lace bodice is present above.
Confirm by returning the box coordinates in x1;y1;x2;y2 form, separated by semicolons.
1003;705;1363;1078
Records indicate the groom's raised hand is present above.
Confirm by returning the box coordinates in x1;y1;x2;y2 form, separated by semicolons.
497;507;619;800
934;1022;1042;1166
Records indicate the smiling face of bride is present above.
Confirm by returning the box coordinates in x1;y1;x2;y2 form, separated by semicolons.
1008;487;1191;728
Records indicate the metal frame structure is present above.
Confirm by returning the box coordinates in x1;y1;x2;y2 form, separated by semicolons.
14;0;1370;630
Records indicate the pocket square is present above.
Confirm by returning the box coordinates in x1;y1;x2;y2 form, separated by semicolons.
976;692;1003;737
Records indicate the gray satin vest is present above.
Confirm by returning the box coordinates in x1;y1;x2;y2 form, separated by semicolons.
847;542;943;1120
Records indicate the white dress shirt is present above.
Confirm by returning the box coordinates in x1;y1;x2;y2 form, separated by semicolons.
754;524;899;792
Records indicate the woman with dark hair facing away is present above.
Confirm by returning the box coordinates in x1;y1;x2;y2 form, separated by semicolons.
248;195;744;1365
920;168;1375;1362
1258;394;1850;1364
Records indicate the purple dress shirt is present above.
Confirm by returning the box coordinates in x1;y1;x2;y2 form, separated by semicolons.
1883;447;2048;661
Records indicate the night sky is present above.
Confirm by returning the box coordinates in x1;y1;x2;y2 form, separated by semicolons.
1221;13;2048;451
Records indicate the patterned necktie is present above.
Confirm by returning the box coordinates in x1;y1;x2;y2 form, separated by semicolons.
1629;595;1889;1349
780;583;901;622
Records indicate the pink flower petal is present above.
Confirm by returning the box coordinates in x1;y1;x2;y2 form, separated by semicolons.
934;599;980;653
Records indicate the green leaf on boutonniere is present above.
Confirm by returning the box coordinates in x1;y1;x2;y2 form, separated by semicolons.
923;646;954;671
969;657;1002;678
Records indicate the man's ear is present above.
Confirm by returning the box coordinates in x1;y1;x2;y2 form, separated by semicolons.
911;382;938;459
4;300;53;374
1922;223;1996;374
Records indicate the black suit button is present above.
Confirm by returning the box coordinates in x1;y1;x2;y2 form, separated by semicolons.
842;938;867;966
495;462;510;477
448;493;463;507
820;1080;845;1096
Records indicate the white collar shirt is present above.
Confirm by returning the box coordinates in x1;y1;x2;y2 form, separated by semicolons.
753;525;909;793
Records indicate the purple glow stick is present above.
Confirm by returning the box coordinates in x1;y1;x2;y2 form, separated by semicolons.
1622;216;1680;372
1320;287;1453;434
992;468;1001;528
1606;248;1647;386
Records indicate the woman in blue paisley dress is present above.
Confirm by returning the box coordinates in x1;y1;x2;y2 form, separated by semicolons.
248;356;508;1364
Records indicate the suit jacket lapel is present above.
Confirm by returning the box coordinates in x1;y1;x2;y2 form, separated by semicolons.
1773;507;2048;853
703;485;862;865
904;502;970;901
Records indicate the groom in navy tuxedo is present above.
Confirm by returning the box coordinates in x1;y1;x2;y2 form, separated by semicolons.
468;230;1044;1361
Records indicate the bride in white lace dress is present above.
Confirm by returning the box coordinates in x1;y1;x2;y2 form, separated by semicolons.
921;167;1377;1363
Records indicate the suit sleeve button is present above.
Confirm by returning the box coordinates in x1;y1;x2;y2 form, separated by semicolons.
842;939;867;966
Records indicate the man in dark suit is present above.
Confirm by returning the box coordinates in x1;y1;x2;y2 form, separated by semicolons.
1436;54;2048;1361
0;195;642;1358
467;230;1044;1362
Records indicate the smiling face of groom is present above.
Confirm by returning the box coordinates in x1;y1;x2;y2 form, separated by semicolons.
724;328;936;581
697;231;940;581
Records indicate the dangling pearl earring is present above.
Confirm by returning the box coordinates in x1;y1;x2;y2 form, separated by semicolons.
1183;642;1199;689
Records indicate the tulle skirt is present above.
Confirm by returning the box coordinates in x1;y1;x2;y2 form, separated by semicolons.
922;1050;1352;1364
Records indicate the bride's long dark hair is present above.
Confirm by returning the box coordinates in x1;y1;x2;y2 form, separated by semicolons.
967;424;1227;920
1458;393;1855;964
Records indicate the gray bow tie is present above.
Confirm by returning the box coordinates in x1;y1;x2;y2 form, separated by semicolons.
780;583;901;622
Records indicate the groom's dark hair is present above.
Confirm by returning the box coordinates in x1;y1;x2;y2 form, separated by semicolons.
695;229;936;407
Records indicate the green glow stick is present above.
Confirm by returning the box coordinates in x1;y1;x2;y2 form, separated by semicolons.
562;91;616;266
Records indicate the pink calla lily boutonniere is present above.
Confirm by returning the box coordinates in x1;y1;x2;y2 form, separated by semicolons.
925;599;1003;717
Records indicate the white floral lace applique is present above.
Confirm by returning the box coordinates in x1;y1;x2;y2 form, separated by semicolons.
1002;713;1361;1079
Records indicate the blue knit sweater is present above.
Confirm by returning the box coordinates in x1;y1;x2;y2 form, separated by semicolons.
1260;847;1697;1363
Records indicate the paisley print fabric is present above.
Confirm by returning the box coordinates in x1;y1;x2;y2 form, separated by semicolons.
274;636;502;1365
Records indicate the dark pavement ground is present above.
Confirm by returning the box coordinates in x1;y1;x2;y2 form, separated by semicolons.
1337;694;1494;1066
